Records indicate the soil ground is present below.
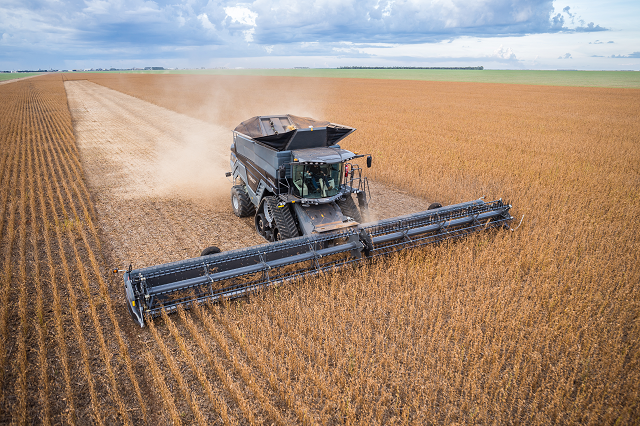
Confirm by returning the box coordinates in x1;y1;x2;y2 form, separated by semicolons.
65;80;432;268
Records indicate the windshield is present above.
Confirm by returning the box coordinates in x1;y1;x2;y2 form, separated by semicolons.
292;163;343;199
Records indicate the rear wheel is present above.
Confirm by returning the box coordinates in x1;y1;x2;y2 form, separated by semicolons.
337;195;363;222
231;185;255;217
264;196;299;240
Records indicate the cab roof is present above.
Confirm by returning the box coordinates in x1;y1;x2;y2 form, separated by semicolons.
291;147;356;164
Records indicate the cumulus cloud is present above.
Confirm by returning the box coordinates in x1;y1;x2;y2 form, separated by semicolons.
224;6;257;26
562;6;574;18
224;5;258;42
0;0;620;69
198;13;215;31
575;22;608;32
610;52;640;58
550;13;565;31
556;7;608;33
558;53;572;59
493;44;517;60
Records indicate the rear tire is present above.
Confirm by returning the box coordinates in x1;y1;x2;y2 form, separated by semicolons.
231;185;255;217
265;196;299;240
428;202;442;210
201;246;221;256
337;195;363;222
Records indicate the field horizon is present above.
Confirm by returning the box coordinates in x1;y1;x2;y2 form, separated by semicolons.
72;68;640;88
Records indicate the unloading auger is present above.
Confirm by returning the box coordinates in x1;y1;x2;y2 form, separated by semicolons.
120;115;513;327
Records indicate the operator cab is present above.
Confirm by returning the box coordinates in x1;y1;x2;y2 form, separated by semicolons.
292;162;343;199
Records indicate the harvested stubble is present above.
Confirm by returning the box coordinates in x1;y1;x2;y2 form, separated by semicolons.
74;73;639;424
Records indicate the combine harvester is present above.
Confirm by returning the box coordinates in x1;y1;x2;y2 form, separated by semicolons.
121;115;512;327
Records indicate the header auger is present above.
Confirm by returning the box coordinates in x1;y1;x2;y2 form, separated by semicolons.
121;115;512;327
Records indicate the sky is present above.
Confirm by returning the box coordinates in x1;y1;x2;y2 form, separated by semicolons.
0;0;638;70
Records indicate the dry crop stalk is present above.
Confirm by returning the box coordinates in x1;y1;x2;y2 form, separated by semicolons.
188;303;286;426
161;307;238;426
144;350;182;426
265;307;338;404
27;125;51;425
0;130;20;413
42;88;149;413
44;125;148;423
44;107;101;247
0;86;27;413
33;119;77;425
210;301;318;426
14;104;30;425
254;285;359;421
40;114;134;426
38;123;105;426
147;317;208;426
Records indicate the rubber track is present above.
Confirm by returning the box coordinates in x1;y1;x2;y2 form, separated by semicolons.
265;196;300;239
337;194;363;223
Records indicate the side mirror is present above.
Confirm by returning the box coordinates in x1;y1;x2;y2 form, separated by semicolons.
366;155;372;168
279;167;286;179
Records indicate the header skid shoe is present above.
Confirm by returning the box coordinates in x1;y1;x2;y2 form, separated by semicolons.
123;199;512;327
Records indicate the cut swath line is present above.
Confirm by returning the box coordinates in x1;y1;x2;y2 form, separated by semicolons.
163;307;239;426
147;317;208;426
42;111;148;423
27;116;51;425
32;112;77;425
39;104;131;426
189;303;286;425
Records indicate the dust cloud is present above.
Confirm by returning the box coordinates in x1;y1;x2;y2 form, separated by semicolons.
86;74;329;205
140;73;328;203
65;79;265;265
65;79;235;207
154;122;232;203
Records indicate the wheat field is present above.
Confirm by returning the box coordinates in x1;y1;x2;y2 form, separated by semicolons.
0;72;638;424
